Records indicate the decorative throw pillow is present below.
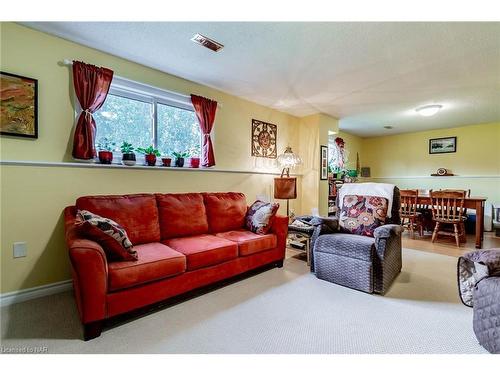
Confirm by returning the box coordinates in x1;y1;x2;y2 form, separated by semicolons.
76;210;137;261
339;195;388;237
245;201;280;235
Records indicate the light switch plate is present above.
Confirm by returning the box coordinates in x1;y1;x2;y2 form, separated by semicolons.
13;242;27;258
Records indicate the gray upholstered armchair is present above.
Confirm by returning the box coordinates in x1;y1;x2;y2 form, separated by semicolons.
312;186;402;295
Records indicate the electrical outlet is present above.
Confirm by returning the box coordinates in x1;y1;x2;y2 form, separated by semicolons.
13;242;27;258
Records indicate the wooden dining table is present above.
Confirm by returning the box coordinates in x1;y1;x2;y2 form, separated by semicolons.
416;194;488;248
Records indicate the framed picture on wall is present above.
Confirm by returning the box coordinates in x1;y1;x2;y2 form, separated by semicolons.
0;71;38;138
251;119;277;158
320;145;328;180
429;136;456;154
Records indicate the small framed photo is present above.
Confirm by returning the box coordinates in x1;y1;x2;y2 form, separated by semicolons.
320;145;328;180
0;71;38;139
429;136;456;154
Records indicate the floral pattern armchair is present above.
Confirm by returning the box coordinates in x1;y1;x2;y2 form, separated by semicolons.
312;187;402;294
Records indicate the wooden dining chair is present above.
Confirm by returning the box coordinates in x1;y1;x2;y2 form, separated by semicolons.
400;189;423;238
429;190;467;247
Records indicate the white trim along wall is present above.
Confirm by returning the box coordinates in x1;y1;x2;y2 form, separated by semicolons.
0;280;73;307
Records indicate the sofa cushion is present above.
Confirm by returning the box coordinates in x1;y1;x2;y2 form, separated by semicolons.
216;230;277;256
315;233;374;262
77;210;137;261
156;193;209;239
203;192;247;233
76;194;160;245
163;234;238;271
339;195;388;237
108;242;186;291
245;200;280;235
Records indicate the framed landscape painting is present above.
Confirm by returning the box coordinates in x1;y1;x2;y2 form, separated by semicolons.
0;71;38;138
429;136;456;154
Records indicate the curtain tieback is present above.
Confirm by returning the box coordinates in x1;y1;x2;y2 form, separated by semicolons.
82;109;93;120
203;133;211;137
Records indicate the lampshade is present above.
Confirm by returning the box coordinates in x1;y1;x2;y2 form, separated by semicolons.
277;146;302;169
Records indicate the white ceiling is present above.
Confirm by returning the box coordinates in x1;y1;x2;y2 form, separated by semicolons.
22;22;500;137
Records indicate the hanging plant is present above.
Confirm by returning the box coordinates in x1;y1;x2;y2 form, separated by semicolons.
329;137;349;173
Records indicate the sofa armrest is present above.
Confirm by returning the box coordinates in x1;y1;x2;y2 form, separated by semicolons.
65;206;108;324
271;215;289;257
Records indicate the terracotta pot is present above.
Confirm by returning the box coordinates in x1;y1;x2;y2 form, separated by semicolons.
161;158;172;167
174;157;185;167
189;157;200;168
145;154;157;166
98;151;113;164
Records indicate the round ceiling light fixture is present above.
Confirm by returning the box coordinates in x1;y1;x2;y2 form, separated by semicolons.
416;104;443;117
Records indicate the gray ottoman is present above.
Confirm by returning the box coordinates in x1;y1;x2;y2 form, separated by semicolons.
457;249;500;354
473;276;500;354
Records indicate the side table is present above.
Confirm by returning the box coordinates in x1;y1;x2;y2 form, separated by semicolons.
287;218;316;266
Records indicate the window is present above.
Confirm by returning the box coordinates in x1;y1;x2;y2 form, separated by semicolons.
93;77;201;157
157;103;200;156
94;93;153;150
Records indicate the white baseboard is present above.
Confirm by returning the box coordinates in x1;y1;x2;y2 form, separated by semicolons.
0;280;73;307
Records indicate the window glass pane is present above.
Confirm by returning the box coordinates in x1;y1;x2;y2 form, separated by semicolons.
94;94;153;150
157;103;200;157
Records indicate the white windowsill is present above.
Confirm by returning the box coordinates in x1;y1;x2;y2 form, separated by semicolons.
0;160;302;177
369;175;500;179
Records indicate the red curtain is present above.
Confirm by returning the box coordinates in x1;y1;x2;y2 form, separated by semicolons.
191;94;217;167
72;61;114;160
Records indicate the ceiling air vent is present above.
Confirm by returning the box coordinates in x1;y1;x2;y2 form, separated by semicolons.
191;33;224;52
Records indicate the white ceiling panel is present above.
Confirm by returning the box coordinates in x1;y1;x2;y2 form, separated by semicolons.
21;22;500;136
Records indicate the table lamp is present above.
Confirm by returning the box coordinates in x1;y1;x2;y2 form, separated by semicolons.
274;146;302;218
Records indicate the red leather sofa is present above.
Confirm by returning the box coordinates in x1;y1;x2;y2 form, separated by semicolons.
64;192;288;340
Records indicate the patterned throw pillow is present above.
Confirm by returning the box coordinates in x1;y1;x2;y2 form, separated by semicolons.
76;210;137;261
245;201;280;235
339;195;388;237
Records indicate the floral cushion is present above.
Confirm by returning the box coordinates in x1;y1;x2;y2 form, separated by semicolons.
339;195;388;237
245;201;280;235
77;209;137;261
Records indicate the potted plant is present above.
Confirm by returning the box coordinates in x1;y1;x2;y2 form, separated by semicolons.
137;145;161;166
120;142;136;166
186;147;201;168
161;154;172;167
172;151;190;167
96;138;115;164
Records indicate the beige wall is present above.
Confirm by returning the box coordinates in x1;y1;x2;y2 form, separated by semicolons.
298;114;339;216
0;22;309;293
338;130;364;171
362;122;500;208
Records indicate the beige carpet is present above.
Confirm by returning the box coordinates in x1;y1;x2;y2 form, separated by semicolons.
0;248;485;354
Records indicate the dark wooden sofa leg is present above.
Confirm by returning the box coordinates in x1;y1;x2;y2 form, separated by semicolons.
276;260;284;268
84;321;103;341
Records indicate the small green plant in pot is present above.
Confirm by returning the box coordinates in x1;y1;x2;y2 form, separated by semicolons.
120;142;136;166
137;145;161;166
161;153;172;167
172;151;190;167
96;138;116;164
